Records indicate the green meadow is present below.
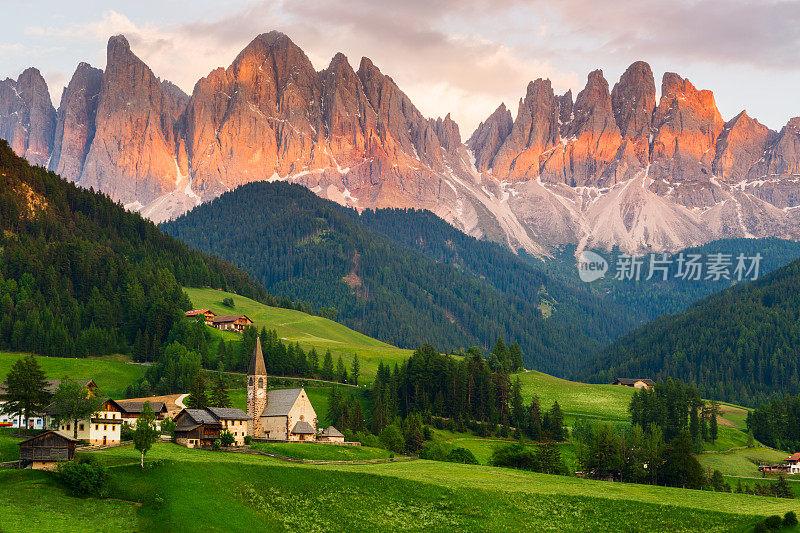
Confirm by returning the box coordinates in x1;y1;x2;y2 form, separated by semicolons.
184;287;412;382
0;352;145;399
1;442;793;532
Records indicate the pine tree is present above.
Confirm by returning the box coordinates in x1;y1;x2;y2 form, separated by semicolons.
351;355;360;386
1;355;48;433
321;350;334;382
327;387;343;426
709;400;719;444
209;375;231;408
186;374;208;409
336;356;348;383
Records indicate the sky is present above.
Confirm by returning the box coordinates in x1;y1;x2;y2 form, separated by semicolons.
3;0;800;136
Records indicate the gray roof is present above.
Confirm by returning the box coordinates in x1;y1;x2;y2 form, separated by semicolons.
291;420;316;435
613;378;655;386
212;315;250;324
319;426;344;438
261;388;308;417
18;430;79;445
248;337;267;375
182;409;220;426
207;407;250;421
117;401;167;414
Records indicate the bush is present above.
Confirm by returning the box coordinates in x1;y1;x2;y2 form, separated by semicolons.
54;456;110;497
121;423;134;442
446;447;478;465
222;297;235;308
420;440;452;461
160;417;176;440
379;425;405;454
784;511;798;527
764;515;783;530
490;443;537;470
220;430;235;447
213;439;221;451
244;435;252;445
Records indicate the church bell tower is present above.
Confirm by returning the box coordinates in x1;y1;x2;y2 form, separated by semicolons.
247;336;268;437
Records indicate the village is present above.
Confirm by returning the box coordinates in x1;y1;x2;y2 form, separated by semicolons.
1;337;349;470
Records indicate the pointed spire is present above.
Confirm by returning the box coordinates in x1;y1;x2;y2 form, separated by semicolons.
248;336;266;375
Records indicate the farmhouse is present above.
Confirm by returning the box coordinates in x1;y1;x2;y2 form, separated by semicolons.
117;401;168;429
0;378;99;431
612;378;655;390
787;452;800;474
48;398;124;446
246;338;318;441
174;407;250;448
318;426;345;443
185;309;217;326
18;431;77;470
212;314;253;332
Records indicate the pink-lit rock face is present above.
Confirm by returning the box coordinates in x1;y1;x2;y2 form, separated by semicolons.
4;33;800;253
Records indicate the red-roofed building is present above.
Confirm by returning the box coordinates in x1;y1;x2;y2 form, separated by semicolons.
185;309;217;326
787;452;800;474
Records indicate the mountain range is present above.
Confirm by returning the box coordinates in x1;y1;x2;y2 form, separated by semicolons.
4;32;800;253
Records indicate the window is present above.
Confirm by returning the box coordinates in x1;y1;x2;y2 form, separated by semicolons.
95;425;99;430
104;425;107;431
66;424;71;431
258;378;263;389
249;377;253;386
79;424;84;431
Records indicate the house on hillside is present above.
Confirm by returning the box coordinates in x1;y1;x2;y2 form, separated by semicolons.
174;407;250;448
0;378;99;431
47;398;124;446
18;431;77;470
787;453;800;474
185;309;217;326
212;315;253;333
612;378;655;390
117;401;168;429
260;388;318;441
318;426;345;443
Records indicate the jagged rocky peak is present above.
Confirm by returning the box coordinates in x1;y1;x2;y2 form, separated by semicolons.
50;62;103;181
713;110;777;181
78;34;182;206
0;67;56;167
569;69;618;136
160;80;189;119
650;72;724;181
611;61;655;139
752;116;800;179
467;103;513;172
431;113;462;153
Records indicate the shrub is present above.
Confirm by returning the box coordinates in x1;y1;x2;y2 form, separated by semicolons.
763;515;783;530
121;423;134;442
784;511;798;527
420;440;452;461
379;425;405;454
490;443;537;470
244;435;252;445
222;297;235;308
213;438;221;451
54;456;110;497
446;447;478;465
160;417;176;440
220;430;235;447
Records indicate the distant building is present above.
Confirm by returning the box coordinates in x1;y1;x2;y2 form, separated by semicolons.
47;398;124;446
18;431;77;470
612;378;655;390
185;309;217;326
246;338;318;441
0;378;98;432
787;453;800;474
117;401;168;429
173;407;250;448
318;426;345;443
212;315;253;333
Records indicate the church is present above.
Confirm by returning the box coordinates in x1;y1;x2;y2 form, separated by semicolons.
247;338;318;441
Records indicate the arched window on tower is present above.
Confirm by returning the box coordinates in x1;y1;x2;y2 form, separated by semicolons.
258;378;264;389
248;377;253;387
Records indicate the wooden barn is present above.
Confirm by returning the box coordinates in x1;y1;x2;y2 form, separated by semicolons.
18;431;77;470
185;309;217;326
211;315;253;333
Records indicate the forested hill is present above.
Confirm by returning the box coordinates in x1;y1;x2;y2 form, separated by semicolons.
577;257;800;406
0;140;265;359
162;181;633;376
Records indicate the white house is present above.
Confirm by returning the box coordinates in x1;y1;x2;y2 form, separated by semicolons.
787;453;800;474
47;398;123;446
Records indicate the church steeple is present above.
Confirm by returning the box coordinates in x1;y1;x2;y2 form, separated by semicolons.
247;336;268;438
248;336;266;376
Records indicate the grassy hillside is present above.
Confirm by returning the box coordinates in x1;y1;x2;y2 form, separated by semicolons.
2;442;795;532
516;370;636;421
0;352;145;399
185;287;411;382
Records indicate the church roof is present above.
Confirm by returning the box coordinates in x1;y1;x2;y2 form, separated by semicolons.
291;420;316;435
260;388;312;417
207;407;250;421
248;337;267;376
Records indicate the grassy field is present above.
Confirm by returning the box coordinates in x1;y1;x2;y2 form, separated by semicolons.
0;428;20;462
185;287;412;383
698;447;791;478
0;352;145;399
516;370;635;421
250;442;392;461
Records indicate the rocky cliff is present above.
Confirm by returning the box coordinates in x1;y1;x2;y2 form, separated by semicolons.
4;32;800;253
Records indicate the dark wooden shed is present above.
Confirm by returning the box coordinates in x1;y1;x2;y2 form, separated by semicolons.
18;431;77;470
